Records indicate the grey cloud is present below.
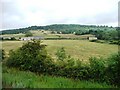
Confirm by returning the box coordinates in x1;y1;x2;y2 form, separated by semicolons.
76;10;117;25
1;0;118;30
94;11;117;24
2;2;21;16
1;2;27;29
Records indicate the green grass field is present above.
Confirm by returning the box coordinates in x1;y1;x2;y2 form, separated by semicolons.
1;30;94;39
2;66;114;88
1;33;25;39
1;40;118;61
31;30;95;39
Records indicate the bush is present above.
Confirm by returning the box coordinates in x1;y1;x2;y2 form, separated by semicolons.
89;39;98;42
25;32;33;37
88;53;120;87
5;40;120;87
109;40;120;45
89;57;106;82
95;40;105;43
10;37;16;40
0;49;5;61
6;40;53;73
105;53;120;86
55;47;67;61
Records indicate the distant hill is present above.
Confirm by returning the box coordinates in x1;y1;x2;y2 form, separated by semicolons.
1;24;119;40
0;24;116;35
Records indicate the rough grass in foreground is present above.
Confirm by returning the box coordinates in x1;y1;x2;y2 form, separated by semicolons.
2;67;115;88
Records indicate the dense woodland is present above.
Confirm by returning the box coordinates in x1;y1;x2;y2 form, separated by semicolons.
1;24;119;40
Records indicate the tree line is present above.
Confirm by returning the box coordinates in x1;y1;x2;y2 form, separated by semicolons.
1;24;119;40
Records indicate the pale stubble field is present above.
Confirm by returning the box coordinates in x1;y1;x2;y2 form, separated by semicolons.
1;40;118;61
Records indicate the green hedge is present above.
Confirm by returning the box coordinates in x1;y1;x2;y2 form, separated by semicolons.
5;40;120;87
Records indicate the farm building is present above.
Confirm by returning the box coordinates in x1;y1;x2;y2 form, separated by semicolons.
88;37;97;40
20;36;44;41
3;37;12;40
1;37;16;40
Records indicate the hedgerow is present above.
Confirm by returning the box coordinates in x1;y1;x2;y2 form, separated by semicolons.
5;40;120;87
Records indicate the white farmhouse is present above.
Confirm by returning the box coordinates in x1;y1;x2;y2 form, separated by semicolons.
88;37;97;40
20;36;44;41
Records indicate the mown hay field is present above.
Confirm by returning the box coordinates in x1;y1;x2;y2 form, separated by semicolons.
1;30;94;39
1;40;118;61
30;30;94;39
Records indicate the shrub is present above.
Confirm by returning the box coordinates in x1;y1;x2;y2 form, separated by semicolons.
105;53;120;86
66;56;75;67
10;37;16;40
88;53;120;87
6;40;53;73
5;40;120;87
96;40;105;43
0;49;5;61
109;40;120;45
25;32;33;37
89;39;98;42
89;57;106;82
55;47;67;61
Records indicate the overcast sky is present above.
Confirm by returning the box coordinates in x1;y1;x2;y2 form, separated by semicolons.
0;0;119;30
